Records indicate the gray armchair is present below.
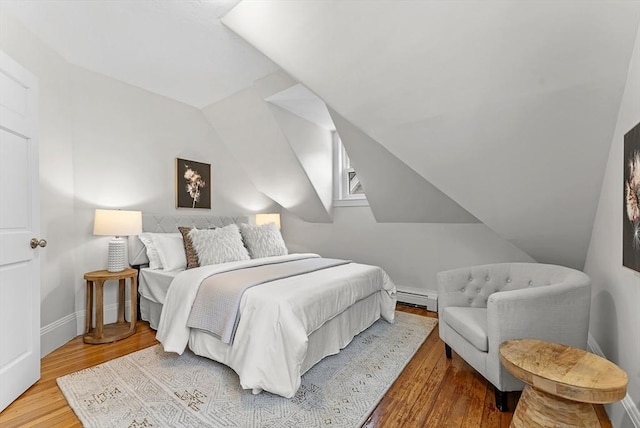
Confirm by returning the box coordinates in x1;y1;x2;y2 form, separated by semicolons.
437;263;591;411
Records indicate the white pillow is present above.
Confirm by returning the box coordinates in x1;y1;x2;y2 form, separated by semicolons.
239;223;288;259
152;233;186;271
138;233;163;270
189;224;250;266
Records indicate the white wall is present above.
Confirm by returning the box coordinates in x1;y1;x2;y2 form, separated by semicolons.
330;108;479;224
203;72;332;222
0;9;78;353
0;9;276;355
68;65;277;318
584;27;640;427
267;103;333;214
282;207;535;292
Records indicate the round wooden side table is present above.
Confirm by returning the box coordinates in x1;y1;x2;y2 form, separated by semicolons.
84;268;138;344
500;339;627;427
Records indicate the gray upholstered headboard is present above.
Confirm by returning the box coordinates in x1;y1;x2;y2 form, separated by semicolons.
128;213;249;266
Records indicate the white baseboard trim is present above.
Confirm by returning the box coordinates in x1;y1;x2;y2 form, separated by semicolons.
40;312;77;357
40;301;133;357
588;334;640;428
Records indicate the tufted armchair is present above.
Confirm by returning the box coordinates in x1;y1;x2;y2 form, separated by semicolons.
437;263;591;411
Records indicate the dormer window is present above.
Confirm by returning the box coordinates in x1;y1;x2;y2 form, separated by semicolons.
334;132;368;206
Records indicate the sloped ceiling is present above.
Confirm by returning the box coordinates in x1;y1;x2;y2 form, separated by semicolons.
330;108;479;223
267;104;334;214
265;84;335;131
223;1;640;269
265;84;334;214
203;72;332;222
0;0;278;108
264;84;477;223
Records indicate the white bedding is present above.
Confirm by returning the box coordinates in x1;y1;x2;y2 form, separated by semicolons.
155;253;397;398
138;267;179;304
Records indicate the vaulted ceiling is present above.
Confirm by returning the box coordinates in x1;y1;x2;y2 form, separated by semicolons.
0;0;278;108
2;0;639;269
222;1;640;269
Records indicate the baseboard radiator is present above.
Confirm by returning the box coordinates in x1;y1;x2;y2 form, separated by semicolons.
396;286;437;312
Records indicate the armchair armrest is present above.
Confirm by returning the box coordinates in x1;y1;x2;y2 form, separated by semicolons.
484;280;591;392
487;280;591;358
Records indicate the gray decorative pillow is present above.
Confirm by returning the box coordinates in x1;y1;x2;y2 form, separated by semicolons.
239;223;288;259
188;224;250;266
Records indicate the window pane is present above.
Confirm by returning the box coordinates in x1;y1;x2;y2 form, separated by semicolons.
348;170;364;194
334;132;367;204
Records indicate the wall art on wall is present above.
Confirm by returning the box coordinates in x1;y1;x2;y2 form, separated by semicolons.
176;158;211;209
623;122;640;272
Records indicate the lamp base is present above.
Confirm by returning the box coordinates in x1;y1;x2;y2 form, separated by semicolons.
107;238;126;272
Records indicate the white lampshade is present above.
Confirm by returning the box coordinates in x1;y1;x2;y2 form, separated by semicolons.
255;213;281;230
93;209;142;272
93;209;143;236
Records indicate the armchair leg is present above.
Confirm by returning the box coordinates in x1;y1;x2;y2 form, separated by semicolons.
445;344;452;359
494;388;508;412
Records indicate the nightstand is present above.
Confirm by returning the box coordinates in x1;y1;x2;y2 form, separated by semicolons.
84;268;138;344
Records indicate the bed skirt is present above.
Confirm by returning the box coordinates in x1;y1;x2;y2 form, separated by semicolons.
189;292;382;376
140;296;163;330
141;292;384;378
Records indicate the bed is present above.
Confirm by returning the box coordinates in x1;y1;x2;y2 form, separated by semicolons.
128;214;397;398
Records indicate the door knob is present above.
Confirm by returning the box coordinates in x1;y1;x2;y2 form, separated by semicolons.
30;238;47;249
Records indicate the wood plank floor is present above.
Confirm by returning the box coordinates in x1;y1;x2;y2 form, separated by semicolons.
0;305;610;427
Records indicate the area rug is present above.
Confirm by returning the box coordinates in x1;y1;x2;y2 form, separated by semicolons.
57;311;437;428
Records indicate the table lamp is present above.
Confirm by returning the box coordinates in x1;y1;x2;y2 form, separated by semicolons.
255;213;281;229
93;209;142;272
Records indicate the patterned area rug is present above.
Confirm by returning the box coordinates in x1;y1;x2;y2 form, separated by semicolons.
57;312;437;428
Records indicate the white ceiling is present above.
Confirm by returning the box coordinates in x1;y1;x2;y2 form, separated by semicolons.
223;0;640;269
265;84;336;131
0;0;278;108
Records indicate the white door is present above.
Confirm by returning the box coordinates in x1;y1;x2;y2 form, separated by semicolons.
0;50;41;412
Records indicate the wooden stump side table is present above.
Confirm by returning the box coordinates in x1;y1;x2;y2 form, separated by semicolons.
84;268;137;344
500;339;627;427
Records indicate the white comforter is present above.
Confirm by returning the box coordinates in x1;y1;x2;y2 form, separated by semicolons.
156;253;397;397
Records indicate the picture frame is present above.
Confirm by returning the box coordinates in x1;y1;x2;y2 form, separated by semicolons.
623;122;640;272
176;158;211;209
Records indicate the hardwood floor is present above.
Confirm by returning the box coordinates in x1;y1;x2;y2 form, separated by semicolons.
0;305;610;427
363;305;517;428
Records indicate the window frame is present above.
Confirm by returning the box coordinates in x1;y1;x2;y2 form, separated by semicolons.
333;132;368;207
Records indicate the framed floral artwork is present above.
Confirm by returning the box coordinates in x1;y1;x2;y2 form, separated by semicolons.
176;158;211;209
623;122;640;272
